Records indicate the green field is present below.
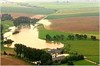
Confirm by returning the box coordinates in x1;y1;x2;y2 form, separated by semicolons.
74;60;96;65
1;3;56;15
37;3;98;9
1;20;14;33
38;26;99;63
1;7;55;15
46;12;99;19
62;60;96;65
1;2;99;16
37;2;99;19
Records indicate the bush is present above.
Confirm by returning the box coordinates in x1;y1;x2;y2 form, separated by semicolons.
91;36;96;40
13;30;20;35
78;55;84;60
4;51;7;55
61;57;68;64
4;39;14;44
68;54;84;61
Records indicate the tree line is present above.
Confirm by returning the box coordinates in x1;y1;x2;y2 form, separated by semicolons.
14;44;84;65
46;34;97;41
1;14;13;21
0;24;4;44
14;44;52;65
60;52;84;65
1;14;40;27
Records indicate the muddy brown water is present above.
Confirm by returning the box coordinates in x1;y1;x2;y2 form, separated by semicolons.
4;19;64;49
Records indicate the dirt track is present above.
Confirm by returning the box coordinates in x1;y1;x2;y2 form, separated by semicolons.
50;16;99;32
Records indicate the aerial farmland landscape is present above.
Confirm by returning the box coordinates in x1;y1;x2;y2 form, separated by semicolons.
0;0;99;65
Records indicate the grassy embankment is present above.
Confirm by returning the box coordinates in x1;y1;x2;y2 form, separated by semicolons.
1;20;14;33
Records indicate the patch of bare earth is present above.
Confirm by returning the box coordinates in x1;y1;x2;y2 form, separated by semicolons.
1;55;30;65
9;13;34;19
49;16;99;32
10;13;45;20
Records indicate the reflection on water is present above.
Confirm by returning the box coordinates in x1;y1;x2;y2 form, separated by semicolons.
4;19;64;49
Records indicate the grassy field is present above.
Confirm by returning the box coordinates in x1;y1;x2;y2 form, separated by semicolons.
1;20;14;33
38;26;99;63
37;2;99;19
37;3;98;9
62;60;96;65
74;60;96;65
1;2;56;15
52;7;98;15
1;6;55;15
62;40;99;63
46;12;99;19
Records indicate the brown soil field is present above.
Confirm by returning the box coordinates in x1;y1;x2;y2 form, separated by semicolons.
1;55;30;65
0;13;35;19
0;13;45;19
10;13;34;19
49;16;99;32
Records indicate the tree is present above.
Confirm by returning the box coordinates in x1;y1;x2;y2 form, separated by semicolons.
14;44;52;65
91;36;96;40
53;36;57;41
0;24;4;44
75;34;79;39
14;44;19;56
78;35;83;40
21;45;27;58
61;57;68;64
68;35;74;40
1;14;13;21
40;53;52;65
4;39;14;44
60;34;64;40
64;43;71;53
4;51;7;55
13;16;30;27
68;35;72;40
83;34;87;39
30;18;39;25
46;34;52;41
71;35;74;40
14;44;23;57
78;55;84;60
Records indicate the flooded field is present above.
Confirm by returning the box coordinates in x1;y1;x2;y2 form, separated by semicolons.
4;19;64;49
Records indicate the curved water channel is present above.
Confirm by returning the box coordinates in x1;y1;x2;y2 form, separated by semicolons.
4;19;64;49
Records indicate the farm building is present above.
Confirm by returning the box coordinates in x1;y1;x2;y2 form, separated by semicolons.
47;48;69;61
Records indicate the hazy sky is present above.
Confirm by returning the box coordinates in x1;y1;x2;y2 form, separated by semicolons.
1;0;99;2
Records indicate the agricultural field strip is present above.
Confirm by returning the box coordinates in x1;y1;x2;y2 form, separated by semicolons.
37;3;98;9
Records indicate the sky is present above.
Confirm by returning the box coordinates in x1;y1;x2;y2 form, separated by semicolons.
0;0;99;2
